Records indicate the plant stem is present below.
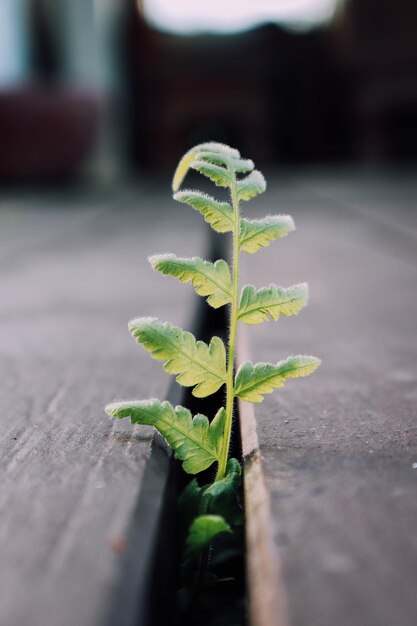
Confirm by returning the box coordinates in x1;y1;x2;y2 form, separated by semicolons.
216;168;240;480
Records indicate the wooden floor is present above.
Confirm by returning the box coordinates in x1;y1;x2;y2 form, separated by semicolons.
0;185;204;626
0;168;416;626
239;168;417;626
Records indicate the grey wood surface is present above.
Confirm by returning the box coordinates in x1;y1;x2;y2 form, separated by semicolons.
239;170;417;626
0;186;204;626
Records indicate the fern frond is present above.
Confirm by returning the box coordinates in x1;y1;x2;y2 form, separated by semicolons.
172;141;254;193
106;400;226;474
236;170;266;201
173;190;234;233
149;254;233;308
197;142;240;158
173;142;240;191
234;356;321;403
190;160;231;188
239;215;295;253
198;151;254;174
129;317;227;397
196;142;252;174
238;283;308;325
230;157;255;173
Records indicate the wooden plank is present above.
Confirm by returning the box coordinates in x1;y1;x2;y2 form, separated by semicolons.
239;171;417;626
239;328;289;626
0;188;205;626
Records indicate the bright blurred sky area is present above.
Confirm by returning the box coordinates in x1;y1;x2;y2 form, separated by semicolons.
143;0;341;33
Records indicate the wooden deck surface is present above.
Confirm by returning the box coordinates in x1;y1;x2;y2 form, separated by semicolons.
239;169;417;626
0;186;204;626
1;169;416;626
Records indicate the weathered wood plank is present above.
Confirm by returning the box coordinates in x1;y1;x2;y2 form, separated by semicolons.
239;171;417;626
239;328;289;626
0;187;205;626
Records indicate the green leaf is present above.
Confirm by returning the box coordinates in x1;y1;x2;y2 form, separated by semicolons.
172;142;239;191
190;160;231;188
238;283;308;325
236;170;266;201
150;254;233;308
178;458;242;543
106;400;226;474
234;356;321;403
203;458;243;526
199;150;254;174
230;156;255;174
172;142;255;190
197;142;240;159
185;515;231;559
129;317;227;397
239;215;295;253
173;190;234;233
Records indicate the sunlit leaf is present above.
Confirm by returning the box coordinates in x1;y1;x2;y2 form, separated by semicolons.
199;150;254;175
173;190;234;233
106;400;225;474
234;356;321;403
150;254;233;308
239;215;295;253
190;160;231;188
129;317;227;397
238;283;308;325
236;170;266;201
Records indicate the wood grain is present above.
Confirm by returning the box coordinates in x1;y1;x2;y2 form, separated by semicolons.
239;327;289;626
0;187;204;626
239;170;417;626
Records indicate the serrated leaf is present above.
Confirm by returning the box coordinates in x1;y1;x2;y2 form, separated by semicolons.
185;515;231;560
198;142;240;158
172;143;233;191
239;215;295;253
196;143;252;174
150;254;233;308
173;190;234;233
234;356;321;403
199;150;254;175
172;141;255;192
129;317;227;397
106;400;225;473
238;283;308;325
236;170;266;201
190;160;231;188
230;156;255;174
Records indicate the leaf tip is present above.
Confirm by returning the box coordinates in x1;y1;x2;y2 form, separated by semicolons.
105;402;118;417
105;400;136;419
311;356;322;369
148;253;174;270
148;254;158;269
128;315;157;334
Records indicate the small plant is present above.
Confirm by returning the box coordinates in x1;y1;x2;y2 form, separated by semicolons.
106;142;320;582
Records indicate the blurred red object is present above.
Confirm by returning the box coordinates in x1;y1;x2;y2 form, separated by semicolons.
0;84;99;182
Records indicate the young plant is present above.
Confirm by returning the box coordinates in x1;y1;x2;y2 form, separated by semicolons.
106;142;320;559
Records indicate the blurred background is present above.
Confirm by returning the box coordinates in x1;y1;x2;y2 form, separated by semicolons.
0;0;416;184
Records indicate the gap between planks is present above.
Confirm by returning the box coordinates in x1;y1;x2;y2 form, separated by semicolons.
237;326;289;626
